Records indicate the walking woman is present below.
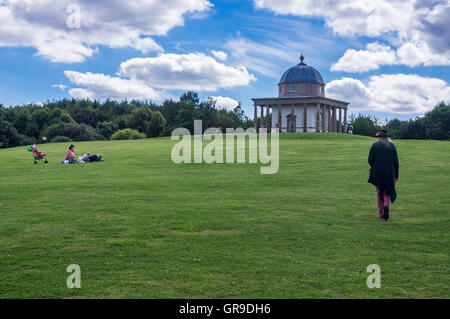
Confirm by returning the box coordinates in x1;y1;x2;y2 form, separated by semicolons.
368;130;399;220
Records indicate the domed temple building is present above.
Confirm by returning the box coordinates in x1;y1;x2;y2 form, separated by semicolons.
252;55;350;133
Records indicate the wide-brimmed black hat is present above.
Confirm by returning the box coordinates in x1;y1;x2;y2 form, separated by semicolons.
375;129;391;137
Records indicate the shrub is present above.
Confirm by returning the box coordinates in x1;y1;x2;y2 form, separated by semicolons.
111;128;145;140
50;135;73;143
42;122;104;142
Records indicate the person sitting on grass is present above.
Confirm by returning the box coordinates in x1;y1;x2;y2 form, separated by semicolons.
65;144;78;164
88;154;104;162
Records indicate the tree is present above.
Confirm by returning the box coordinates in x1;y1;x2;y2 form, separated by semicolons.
383;119;406;139
30;108;52;135
180;91;200;105
0;120;19;148
351;114;380;136
423;102;449;140
126;105;154;135
97;121;118;140
233;103;246;122
160;99;180;132
401;117;425;139
175;93;199;133
146;111;165;137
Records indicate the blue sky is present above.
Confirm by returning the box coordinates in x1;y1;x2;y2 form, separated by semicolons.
0;0;449;121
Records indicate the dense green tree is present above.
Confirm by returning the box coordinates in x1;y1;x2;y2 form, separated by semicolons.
423;102;449;140
97;121;118;140
160;99;180;131
42;122;104;142
126;105;154;135
379;102;449;140
0;119;19;148
146;111;165;137
176;93;198;133
30;108;52;134
350;114;380;137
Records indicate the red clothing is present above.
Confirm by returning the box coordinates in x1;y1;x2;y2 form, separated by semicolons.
66;149;75;160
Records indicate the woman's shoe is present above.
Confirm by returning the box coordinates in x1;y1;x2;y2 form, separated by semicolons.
383;206;389;220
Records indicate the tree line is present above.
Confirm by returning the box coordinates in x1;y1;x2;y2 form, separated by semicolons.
0;91;253;148
349;102;449;140
1;95;448;148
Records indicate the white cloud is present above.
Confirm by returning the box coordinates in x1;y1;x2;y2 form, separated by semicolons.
211;50;228;61
52;84;68;91
396;39;450;67
119;53;256;91
132;38;164;54
63;52;255;100
327;74;450;114
208;96;239;110
331;41;450;72
0;0;212;63
253;0;414;37
36;38;97;63
253;0;450;70
64;71;165;100
331;43;398;73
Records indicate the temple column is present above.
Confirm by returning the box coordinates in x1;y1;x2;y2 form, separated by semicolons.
322;104;326;132
278;105;282;132
303;104;307;132
344;108;348;134
290;104;295;132
266;104;270;130
253;104;257;130
327;105;331;132
331;106;336;132
316;103;321;132
260;105;264;130
338;107;342;133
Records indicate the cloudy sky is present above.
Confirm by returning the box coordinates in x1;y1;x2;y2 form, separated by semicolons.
0;0;449;120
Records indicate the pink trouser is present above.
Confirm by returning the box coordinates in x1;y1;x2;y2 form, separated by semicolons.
376;188;391;217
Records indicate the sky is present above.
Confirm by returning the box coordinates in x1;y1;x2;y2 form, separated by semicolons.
0;0;449;121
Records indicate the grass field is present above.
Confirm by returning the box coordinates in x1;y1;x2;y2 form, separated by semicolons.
0;133;448;298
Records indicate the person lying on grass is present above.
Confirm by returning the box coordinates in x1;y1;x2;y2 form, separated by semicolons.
88;154;104;162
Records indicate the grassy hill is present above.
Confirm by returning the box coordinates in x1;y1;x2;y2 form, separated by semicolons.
0;133;448;298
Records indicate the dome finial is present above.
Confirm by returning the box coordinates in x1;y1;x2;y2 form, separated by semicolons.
300;53;304;63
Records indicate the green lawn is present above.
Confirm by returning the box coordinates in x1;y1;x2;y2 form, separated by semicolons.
0;133;448;298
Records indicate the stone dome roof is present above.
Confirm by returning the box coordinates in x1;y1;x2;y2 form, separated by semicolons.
279;55;325;85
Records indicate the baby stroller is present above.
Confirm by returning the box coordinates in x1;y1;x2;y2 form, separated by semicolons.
27;144;48;164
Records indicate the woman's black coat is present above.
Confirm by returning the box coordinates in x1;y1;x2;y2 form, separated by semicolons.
368;140;399;203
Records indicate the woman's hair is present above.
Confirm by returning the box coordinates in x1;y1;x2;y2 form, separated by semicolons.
378;136;393;147
69;144;74;150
